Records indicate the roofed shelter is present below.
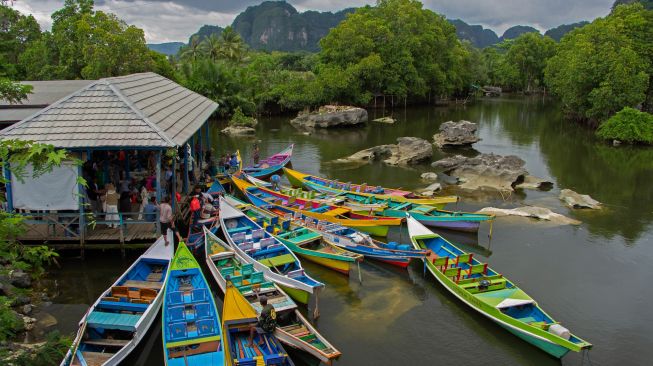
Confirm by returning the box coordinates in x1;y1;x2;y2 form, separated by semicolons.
0;72;218;251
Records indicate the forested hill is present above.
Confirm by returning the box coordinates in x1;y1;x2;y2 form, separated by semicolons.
544;22;589;41
448;19;499;48
147;42;185;55
501;25;540;40
613;0;653;10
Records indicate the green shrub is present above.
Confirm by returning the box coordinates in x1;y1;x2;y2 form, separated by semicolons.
0;297;23;341
228;107;258;127
11;331;71;366
596;107;653;144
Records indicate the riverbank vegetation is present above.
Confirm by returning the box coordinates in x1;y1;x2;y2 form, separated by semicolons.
1;0;652;142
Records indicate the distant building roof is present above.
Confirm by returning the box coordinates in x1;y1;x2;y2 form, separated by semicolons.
0;80;95;124
0;72;218;149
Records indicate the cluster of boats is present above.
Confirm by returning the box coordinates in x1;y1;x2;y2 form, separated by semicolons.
61;145;592;366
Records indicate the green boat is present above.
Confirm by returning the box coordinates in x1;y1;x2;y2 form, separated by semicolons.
407;215;592;358
224;195;363;275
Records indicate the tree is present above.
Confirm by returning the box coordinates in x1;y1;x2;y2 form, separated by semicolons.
0;5;42;79
0;78;32;104
201;34;221;61
596;107;653;143
503;33;556;92
545;3;651;122
218;26;247;63
180;35;202;62
319;0;469;104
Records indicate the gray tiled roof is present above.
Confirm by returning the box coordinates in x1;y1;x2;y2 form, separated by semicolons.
0;73;218;148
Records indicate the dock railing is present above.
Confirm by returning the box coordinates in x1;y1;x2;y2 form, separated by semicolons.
16;210;161;257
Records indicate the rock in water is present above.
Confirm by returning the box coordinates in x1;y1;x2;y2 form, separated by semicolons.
419;183;442;196
420;172;438;181
372;116;395;124
291;105;368;128
433;120;481;147
559;189;601;209
515;175;554;190
432;153;527;191
477;206;581;225
10;270;31;288
336;137;433;166
220;125;256;136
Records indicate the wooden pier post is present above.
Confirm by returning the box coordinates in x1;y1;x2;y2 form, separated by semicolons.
155;150;162;236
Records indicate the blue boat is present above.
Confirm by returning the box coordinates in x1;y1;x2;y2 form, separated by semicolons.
219;197;324;305
186;217;219;254
242;144;294;179
241;194;427;268
162;242;224;365
61;235;173;366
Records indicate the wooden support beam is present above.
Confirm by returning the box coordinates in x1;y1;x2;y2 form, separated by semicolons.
155;150;162;236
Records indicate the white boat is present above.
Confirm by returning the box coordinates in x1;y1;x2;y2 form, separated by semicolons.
204;227;341;364
61;233;174;366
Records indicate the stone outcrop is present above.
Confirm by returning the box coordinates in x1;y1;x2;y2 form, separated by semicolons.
559;189;601;209
432;153;527;191
419;183;442;197
515;175;554;190
420;172;438;181
372;116;396;124
433;120;481;147
336;137;433;166
291;105;368;128
220;125;256;136
477;206;581;225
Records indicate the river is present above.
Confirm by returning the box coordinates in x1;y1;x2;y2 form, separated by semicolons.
45;96;653;365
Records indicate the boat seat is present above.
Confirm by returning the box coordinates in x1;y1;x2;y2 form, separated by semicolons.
87;311;141;331
83;338;129;347
221;267;235;278
228;226;251;235
241;264;254;277
168;291;184;306
168;322;187;341
444;267;461;282
251;229;265;240
196;319;215;336
191;288;208;303
465;263;488;278
98;300;148;313
140;288;157;302
111;286;130;298
250;272;264;284
230;275;243;287
452;253;473;268
432;256;449;269
168;306;185;322
258;254;296;268
194;302;212;319
517;316;537;324
458;274;503;285
102;296;121;302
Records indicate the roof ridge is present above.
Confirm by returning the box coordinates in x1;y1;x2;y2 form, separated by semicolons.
0;80;102;135
105;81;176;147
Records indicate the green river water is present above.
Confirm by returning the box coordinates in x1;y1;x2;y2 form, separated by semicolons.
43;96;653;365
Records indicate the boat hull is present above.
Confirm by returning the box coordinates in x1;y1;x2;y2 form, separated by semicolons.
294;252;352;275
379;210;482;233
280;285;311;305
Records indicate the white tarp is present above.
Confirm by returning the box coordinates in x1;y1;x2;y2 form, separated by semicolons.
11;162;79;210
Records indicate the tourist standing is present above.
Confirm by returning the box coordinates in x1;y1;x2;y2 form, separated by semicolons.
104;184;120;228
159;196;173;246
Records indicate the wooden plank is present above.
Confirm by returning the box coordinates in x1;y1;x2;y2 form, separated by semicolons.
84;338;129;347
80;351;114;366
123;280;162;290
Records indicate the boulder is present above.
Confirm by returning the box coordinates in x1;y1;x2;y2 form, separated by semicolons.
21;304;32;316
36;312;58;329
336;137;433;166
11;295;30;306
433;120;481;147
22;316;36;331
10;270;31;289
515;175;554;190
432;153;527;191
420;172;438;181
419;183;442;196
220;125;256;136
559;189;601;209
372;116;395;124
477;206;581;225
291;105;368;128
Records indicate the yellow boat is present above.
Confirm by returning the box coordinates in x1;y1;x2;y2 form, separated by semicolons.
231;175;401;237
284;167;458;209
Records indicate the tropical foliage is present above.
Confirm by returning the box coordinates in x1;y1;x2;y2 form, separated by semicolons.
596;107;653;143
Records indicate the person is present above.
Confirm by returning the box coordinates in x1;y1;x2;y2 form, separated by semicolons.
248;293;276;347
189;194;201;225
138;184;149;220
270;174;281;191
143;197;158;223
86;177;102;213
104;184;120;228
159;196;173;246
164;165;173;196
229;153;239;171
253;144;260;165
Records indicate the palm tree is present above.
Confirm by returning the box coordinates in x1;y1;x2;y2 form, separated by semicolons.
180;35;202;61
219;26;246;63
201;34;222;61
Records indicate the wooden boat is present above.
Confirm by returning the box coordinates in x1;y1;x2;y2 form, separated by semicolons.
238;202;363;275
242;144;294;179
222;280;295;366
162;242;224;365
243;197;427;268
407;215;592;358
186;217;220;253
204;227;342;364
61;235;173;366
232;175;401;237
216;150;242;185
247;174;493;233
284;167;458;208
219;197;324;305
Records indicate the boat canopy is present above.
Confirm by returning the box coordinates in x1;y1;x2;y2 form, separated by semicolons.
219;198;247;220
495;298;535;309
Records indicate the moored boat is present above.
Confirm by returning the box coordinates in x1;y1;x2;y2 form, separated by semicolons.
186;217;220;253
239;202;363;275
219;197;324;305
204;227;342;364
61;235;173;366
242;144;294;179
407;215;592;358
162;242;224;365
232;175;401;237
284;167;458;208
222;280;295;366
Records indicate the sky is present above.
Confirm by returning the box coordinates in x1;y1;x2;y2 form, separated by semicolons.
13;0;615;43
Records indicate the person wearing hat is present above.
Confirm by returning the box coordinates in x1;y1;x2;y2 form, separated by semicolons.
248;293;276;346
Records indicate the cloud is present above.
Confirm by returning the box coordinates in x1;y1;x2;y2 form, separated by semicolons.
14;0;615;42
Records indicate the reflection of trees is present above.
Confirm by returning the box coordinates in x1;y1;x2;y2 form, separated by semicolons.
539;117;653;243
